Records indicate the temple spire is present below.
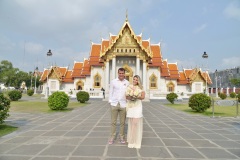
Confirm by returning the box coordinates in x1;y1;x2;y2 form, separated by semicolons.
126;9;128;22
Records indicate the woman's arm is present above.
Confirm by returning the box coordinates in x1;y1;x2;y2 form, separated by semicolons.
139;91;145;100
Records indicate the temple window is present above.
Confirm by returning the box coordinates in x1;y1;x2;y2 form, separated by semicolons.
149;74;157;89
94;74;101;88
167;82;175;92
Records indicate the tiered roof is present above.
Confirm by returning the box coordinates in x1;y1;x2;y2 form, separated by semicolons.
40;18;211;85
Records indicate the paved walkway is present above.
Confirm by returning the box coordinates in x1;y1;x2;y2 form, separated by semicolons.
0;100;240;160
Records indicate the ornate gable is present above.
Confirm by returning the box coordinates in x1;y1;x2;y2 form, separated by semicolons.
100;19;152;63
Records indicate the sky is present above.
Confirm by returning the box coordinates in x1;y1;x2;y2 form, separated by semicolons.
0;0;240;74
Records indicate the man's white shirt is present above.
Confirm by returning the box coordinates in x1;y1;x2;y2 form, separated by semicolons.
109;78;129;107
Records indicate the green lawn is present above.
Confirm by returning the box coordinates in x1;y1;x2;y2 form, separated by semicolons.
164;102;239;117
10;100;87;113
0;124;18;137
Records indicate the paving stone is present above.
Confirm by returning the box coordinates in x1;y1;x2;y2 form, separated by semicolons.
187;140;218;148
199;133;230;140
167;147;204;159
53;137;82;145
0;144;18;153
41;131;67;136
72;146;105;156
227;149;240;158
69;157;101;160
197;148;238;159
0;155;31;160
106;146;137;157
177;132;205;140
156;132;180;139
64;130;89;137
6;144;47;155
162;139;191;147
80;137;109;145
39;145;75;156
212;140;240;148
141;138;164;146
152;127;173;133
32;157;66;160
139;146;172;158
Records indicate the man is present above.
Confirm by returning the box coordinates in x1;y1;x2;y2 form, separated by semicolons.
108;68;129;144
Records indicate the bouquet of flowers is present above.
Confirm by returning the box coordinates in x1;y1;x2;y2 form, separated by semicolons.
125;84;142;101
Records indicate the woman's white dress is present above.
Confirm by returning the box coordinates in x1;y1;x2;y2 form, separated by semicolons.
126;98;143;149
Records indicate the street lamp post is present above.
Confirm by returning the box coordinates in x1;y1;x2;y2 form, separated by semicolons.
215;69;218;98
45;49;53;98
34;67;38;94
202;51;208;95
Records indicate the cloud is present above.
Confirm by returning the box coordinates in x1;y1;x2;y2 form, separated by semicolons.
24;42;44;55
222;57;240;68
224;1;240;21
168;59;198;70
193;23;207;33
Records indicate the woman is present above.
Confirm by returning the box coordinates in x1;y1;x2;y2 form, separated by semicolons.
125;75;145;149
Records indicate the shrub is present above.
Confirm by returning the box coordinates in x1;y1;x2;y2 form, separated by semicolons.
0;93;11;124
166;92;178;104
219;92;227;100
76;91;90;103
48;92;69;110
229;92;236;98
27;89;34;96
188;93;211;112
8;90;22;101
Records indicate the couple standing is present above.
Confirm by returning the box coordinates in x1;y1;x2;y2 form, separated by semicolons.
108;68;145;149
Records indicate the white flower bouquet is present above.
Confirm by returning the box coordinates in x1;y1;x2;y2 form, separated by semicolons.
125;85;142;101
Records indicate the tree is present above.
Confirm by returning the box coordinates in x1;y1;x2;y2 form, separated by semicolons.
230;78;240;87
0;60;19;87
0;60;38;89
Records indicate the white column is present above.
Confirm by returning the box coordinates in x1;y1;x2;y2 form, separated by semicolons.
226;87;229;95
112;56;116;79
105;60;109;92
136;56;140;75
143;61;147;90
233;87;236;93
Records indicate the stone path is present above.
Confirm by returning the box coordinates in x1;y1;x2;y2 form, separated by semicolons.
0;100;240;160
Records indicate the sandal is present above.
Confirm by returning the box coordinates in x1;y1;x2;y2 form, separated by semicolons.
108;140;114;145
120;139;126;144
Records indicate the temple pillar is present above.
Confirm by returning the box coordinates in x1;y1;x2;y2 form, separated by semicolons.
112;56;116;79
136;56;140;76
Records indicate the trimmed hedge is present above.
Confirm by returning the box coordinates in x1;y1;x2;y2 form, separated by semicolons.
188;93;211;112
230;92;236;98
27;89;34;96
0;93;11;124
8;90;22;101
48;92;69;110
219;92;227;100
166;92;178;104
76;91;89;103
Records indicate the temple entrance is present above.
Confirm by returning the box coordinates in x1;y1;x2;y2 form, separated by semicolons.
76;80;84;90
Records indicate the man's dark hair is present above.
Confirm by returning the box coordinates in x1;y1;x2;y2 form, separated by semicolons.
118;68;125;73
